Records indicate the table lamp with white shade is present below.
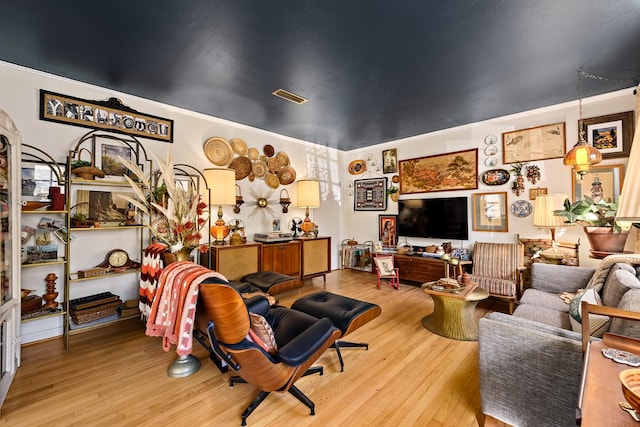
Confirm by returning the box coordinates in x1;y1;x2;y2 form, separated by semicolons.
533;193;570;263
203;168;236;245
297;179;320;237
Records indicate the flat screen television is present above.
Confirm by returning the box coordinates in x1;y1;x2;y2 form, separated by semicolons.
397;196;469;241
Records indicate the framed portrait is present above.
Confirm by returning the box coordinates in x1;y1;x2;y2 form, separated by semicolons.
572;164;624;203
399;148;478;194
472;191;508;232
382;148;398;174
529;187;548;200
581;111;634;159
271;217;281;232
378;214;397;247
354;177;387;211
502;122;565;164
97;142;132;177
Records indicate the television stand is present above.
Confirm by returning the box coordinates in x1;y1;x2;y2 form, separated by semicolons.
394;254;471;284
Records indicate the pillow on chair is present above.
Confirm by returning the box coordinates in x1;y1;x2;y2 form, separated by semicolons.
569;289;610;337
249;312;278;354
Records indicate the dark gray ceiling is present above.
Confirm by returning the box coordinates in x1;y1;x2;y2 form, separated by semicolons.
1;1;640;151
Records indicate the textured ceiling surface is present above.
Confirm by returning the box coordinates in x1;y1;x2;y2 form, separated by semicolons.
1;1;640;151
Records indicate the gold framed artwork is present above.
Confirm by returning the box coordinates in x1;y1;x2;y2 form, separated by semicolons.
472;191;508;232
502;122;565;164
40;89;174;143
382;148;398;174
572;164;624;203
399;148;478;194
581;111;634;159
529;187;548;200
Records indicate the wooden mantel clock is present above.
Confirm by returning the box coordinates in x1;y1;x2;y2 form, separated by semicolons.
96;249;140;271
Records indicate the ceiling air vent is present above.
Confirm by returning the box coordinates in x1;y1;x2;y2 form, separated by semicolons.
272;89;308;105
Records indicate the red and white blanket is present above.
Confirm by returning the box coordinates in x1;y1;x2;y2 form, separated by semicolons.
145;261;228;356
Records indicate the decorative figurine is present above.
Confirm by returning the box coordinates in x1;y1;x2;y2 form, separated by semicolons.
42;273;59;309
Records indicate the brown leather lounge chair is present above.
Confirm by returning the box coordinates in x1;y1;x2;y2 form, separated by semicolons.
196;281;340;426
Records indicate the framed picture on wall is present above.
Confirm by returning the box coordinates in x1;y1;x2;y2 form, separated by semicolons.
354;177;387;211
382;148;398;174
572;164;624;202
502;122;565;164
581;111;634;159
378;214;397;247
472;191;508;232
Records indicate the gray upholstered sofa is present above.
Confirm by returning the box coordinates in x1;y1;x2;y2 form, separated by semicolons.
478;254;640;427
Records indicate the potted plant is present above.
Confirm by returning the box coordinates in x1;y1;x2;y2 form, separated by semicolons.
553;195;629;253
386;185;399;202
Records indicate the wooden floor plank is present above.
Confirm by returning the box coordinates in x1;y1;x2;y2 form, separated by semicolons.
2;269;503;426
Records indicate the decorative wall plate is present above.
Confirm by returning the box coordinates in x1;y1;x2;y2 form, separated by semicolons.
484;145;498;156
484;157;498;167
247;147;259;160
263;144;275;157
481;168;510;186
229;156;252;180
278;166;296;185
230;138;248;156
203;137;233;166
275;151;290;166
510;200;533;217
348;159;367;175
484;134;498;145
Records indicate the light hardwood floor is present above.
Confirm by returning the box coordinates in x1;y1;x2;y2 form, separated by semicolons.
2;269;505;426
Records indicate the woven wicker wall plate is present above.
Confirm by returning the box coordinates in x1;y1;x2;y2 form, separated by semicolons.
278;166;296;185
204;137;233;166
230;138;248;155
229;156;252;180
252;161;268;178
247;147;259;160
265;173;279;189
275;151;290;166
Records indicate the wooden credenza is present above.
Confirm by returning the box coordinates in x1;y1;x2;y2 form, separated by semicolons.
260;240;301;278
199;242;261;281
296;236;331;280
394;254;446;284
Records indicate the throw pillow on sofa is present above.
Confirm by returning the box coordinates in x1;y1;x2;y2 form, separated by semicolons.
569;289;610;337
610;288;640;339
602;264;640;307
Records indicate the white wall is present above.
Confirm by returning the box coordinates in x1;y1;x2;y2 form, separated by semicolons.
343;88;637;269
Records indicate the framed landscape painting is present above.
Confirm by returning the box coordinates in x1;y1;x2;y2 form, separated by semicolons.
399;149;478;194
582;111;634;159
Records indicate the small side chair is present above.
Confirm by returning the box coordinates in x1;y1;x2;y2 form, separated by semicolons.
374;255;400;290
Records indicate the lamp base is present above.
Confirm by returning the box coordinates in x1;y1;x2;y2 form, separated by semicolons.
167;354;201;378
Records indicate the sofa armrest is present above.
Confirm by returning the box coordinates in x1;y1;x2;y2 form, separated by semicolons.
530;263;596;294
479;312;584;427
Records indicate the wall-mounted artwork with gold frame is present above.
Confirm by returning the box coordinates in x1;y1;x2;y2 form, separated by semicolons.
529;187;548;200
581;111;634;159
472;191;508;232
502;122;565;164
399;148;478;194
571;163;624;203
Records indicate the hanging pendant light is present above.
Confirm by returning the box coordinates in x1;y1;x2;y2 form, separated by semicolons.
563;69;603;179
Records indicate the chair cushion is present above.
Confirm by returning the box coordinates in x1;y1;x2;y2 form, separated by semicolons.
249;312;278;353
471;242;520;281
601;267;640;307
468;275;516;297
512;303;571;330
519;289;571;313
568;289;610;337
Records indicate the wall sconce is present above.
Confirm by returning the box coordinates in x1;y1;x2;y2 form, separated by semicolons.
279;189;291;213
203;168;236;245
233;184;244;213
563;70;603;178
297;179;320;237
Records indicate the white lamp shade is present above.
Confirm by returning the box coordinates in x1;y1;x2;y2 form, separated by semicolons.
534;194;568;228
616;87;640;222
203;168;236;205
297;179;320;208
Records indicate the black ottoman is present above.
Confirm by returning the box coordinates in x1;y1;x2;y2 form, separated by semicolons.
241;271;302;295
292;291;381;371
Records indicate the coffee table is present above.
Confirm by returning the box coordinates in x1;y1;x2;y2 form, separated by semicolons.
421;281;489;340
